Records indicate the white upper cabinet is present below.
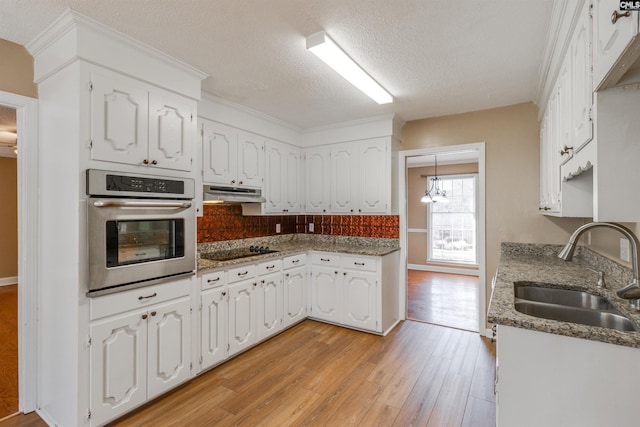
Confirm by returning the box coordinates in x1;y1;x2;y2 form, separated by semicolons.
90;70;195;172
329;138;392;214
593;0;640;90
359;138;389;213
264;140;303;214
202;119;264;188
305;147;331;213
330;145;358;213
570;2;594;152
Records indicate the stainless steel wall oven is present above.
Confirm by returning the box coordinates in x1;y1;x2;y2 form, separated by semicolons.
86;169;196;295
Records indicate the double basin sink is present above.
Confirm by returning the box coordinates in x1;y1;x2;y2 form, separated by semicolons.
514;282;638;332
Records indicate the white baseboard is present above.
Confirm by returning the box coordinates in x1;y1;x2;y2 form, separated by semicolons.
408;264;480;277
0;276;18;286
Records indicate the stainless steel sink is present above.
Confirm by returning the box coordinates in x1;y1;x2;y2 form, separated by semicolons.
514;285;616;310
514;301;638;332
513;284;639;332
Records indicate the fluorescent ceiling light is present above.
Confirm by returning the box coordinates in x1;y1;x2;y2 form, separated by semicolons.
306;31;393;104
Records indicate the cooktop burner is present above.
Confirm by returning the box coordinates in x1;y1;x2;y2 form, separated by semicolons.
202;246;279;262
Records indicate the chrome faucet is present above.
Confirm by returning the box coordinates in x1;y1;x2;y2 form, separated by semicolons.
558;222;640;309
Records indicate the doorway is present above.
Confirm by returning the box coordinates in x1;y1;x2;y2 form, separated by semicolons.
0;91;38;415
399;144;487;335
0;105;18;419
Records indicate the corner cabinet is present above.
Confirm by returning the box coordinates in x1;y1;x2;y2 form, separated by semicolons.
89;279;192;426
305;147;331;213
90;70;196;172
201;119;264;189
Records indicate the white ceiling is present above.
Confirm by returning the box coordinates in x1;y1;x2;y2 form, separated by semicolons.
0;0;553;129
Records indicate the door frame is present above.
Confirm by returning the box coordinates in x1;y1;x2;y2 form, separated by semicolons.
398;142;488;335
0;90;39;412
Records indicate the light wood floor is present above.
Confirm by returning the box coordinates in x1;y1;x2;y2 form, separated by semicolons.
1;320;496;427
0;284;18;420
408;270;479;332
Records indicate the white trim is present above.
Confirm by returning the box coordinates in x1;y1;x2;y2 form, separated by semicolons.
0;276;18;286
408;264;479;277
399;143;487;335
0;90;39;413
407;228;427;233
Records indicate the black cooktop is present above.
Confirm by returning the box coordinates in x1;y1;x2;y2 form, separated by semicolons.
201;246;278;262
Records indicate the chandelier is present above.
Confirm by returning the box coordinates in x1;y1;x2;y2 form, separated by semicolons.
420;155;449;204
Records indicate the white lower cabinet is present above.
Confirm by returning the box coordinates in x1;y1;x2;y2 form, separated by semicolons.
200;286;228;370
496;325;640;427
228;279;258;357
90;295;191;426
310;265;342;324
283;264;307;327
308;252;398;334
342;270;378;331
257;271;284;340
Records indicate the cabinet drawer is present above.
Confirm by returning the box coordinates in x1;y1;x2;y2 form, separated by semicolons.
90;277;190;320
228;264;256;283
283;253;307;269
201;270;227;290
258;259;282;275
342;256;377;272
311;253;340;267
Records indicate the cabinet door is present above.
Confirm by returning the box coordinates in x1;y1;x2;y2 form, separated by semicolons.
257;272;283;340
147;298;191;399
228;280;258;356
358;139;388;213
593;0;640;89
305;148;331;213
201;288;228;370
284;147;302;213
264;141;285;213
571;0;593;152
90;71;148;166
202;121;238;185
148;91;195;171
237;131;264;188
310;266;341;323
342;271;378;331
330;146;358;213
284;266;307;327
90;310;147;425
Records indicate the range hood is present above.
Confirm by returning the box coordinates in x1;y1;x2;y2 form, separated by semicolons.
203;185;266;203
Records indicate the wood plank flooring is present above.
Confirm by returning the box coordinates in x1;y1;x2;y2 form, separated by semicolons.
0;320;496;427
408;270;479;332
0;284;18;420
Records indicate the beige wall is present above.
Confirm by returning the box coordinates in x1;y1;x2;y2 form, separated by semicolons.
0;38;37;98
0;157;18;278
402;102;586;319
407;163;479;268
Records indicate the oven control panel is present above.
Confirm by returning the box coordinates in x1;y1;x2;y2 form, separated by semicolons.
86;169;195;199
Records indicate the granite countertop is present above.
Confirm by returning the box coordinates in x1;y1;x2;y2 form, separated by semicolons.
197;234;400;271
488;243;640;348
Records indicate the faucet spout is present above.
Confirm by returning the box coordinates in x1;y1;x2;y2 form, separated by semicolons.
558;222;640;308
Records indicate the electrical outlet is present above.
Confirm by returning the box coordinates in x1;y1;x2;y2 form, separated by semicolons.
276;223;281;234
309;222;314;233
620;237;631;262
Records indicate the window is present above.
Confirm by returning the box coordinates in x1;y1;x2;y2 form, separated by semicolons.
428;174;478;265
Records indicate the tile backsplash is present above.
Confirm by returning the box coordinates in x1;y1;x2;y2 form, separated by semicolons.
197;204;399;243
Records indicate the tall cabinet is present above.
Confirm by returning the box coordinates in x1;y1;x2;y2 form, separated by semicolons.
27;10;207;427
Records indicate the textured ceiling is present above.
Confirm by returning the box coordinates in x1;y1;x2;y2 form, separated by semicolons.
0;0;553;129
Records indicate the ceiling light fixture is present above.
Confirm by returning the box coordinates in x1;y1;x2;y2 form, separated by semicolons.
306;31;393;105
421;155;449;204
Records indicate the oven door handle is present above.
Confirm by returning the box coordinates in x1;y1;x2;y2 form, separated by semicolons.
92;200;192;209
